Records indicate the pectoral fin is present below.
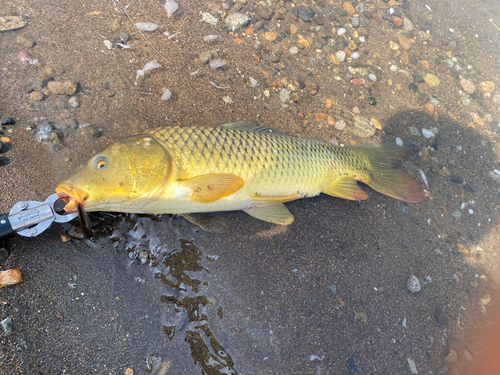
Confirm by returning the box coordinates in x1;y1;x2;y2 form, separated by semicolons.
243;203;294;225
180;173;244;203
324;176;369;201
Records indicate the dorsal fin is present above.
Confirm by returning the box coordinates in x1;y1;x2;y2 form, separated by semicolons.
218;121;291;137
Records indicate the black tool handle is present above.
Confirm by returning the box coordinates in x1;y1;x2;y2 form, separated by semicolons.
0;214;15;240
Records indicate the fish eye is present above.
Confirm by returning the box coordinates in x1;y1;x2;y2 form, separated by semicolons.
93;155;108;170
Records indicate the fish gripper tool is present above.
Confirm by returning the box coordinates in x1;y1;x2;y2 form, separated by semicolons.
0;193;78;239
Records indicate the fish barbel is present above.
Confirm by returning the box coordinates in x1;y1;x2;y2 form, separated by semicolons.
55;121;423;225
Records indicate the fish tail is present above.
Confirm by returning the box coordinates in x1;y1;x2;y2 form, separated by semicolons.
356;143;424;203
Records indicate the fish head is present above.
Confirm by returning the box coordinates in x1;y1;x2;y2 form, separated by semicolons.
56;134;171;212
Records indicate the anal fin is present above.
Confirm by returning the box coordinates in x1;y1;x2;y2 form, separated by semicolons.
243;203;294;225
324;176;369;201
179;173;244;203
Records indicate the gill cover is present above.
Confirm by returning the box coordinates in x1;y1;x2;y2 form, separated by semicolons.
61;133;171;209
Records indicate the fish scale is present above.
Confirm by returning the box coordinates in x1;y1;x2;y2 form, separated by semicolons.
146;125;336;197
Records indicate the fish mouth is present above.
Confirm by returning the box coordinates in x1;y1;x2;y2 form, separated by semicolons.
55;186;89;213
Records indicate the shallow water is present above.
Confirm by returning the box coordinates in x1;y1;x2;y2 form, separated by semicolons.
1;0;500;374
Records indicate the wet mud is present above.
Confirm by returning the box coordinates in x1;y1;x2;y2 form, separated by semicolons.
1;0;500;374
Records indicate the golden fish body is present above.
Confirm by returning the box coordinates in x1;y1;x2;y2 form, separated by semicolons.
56;121;423;225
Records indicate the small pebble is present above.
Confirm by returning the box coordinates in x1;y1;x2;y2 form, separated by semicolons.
406;275;421;293
451;210;462;219
119;31;130;43
47;81;77;95
409;127;421;136
249;77;259;88
289;46;299;55
337;28;346;35
424;74;440;87
135;22;158;31
463;182;476;193
29;91;44;101
16;35;35;48
368;97;377;105
225;12;250;31
422;128;435;138
209;59;225;69
68;96;79;107
351;51;360;59
335;50;346;62
403;18;413;32
161;88;172;100
368;73;377;82
0;118;15;125
396;137;403;146
334;120;346;131
450;175;463;184
329;283;337;295
352;116;375;138
17;51;31;62
407;358;418;374
199;49;218;64
460;78;475;94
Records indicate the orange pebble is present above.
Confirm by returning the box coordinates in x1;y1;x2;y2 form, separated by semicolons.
245;27;254;36
352;78;363;86
425;102;435;115
0;269;22;288
315;113;326;123
392;16;402;27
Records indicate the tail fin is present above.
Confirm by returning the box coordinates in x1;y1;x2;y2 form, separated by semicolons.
354;143;424;203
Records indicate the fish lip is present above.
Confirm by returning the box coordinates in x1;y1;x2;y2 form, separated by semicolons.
55;186;89;213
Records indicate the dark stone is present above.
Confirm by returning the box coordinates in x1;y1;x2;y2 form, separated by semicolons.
92;127;103;139
334;6;347;17
434;308;451;326
119;31;130;43
437;62;448;72
256;5;273;20
298;5;315;22
463;182;476;193
298;80;305;89
450;175;463;184
368;97;377;105
0;117;15;125
275;10;286;20
409;55;419;65
417;92;430;104
408;83;418;92
345;357;359;373
413;74;424;83
254;20;264;31
362;11;373;19
312;14;325;25
291;6;299;17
